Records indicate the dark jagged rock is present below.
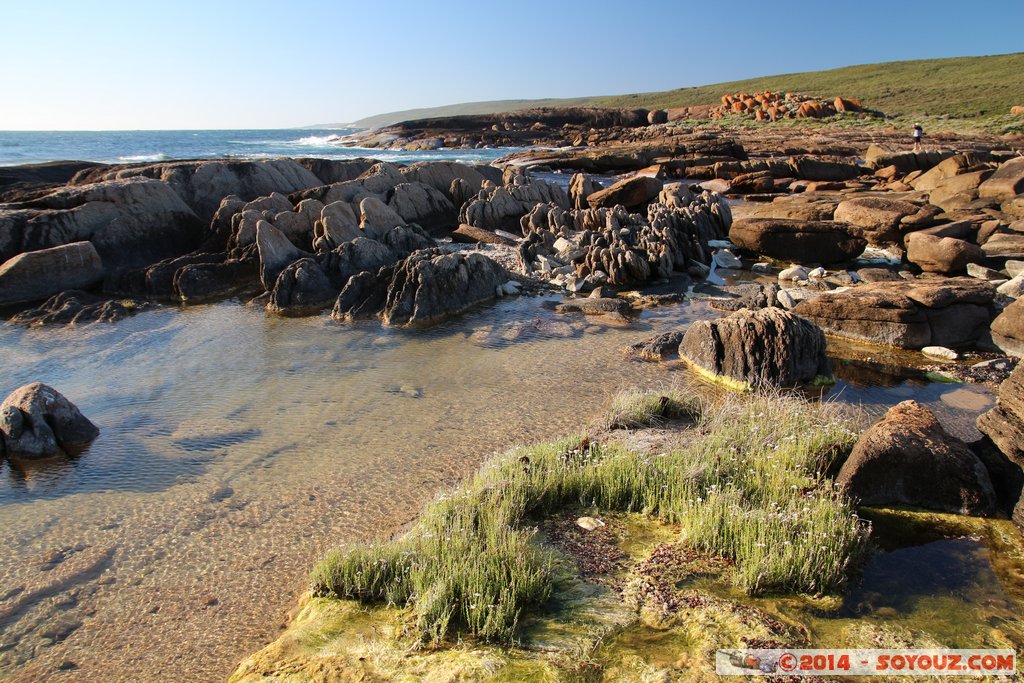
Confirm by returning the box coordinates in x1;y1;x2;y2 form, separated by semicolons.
332;268;393;321
10;290;147;326
624;330;684;360
729;218;867;264
267;258;337;317
173;259;259;303
105;251;224;299
793;278;995;349
257;220;308;290
0;383;99;459
459;175;570;232
387;182;456;235
380;249;509;326
680;307;831;388
838;400;997;516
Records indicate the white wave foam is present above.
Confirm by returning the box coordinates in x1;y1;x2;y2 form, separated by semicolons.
292;134;346;146
118;153;169;162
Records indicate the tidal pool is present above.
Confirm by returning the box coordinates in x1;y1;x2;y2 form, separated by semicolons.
0;290;998;681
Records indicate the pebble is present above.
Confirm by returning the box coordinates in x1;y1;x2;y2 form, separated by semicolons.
808;267;827;279
752;262;772;273
996;274;1024;298
576;517;605;531
1005;260;1024;278
966;263;1005;281
776;290;797;310
921;346;958;361
779;266;809;281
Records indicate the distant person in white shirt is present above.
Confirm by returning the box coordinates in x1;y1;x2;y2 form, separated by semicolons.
912;124;924;151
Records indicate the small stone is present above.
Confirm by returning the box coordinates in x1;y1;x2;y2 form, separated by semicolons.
972;358;1012;371
565;276;586;293
713;249;742;270
996;274;1024;298
553;237;574;253
203;595;219;607
779;266;809;281
922;346;959;361
777;289;797;309
1006;260;1024;278
752;262;771;273
576;516;605;531
808;267;827;279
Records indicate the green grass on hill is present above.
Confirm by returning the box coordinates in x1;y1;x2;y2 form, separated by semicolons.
346;53;1024;128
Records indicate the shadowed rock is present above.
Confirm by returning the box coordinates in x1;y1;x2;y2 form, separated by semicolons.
0;241;104;306
0;383;99;459
729;218;866;264
837;400;997;516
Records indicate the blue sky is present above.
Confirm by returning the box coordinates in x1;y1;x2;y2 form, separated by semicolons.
1;0;1021;130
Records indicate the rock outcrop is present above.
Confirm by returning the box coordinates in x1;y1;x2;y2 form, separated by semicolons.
793;278;994;349
729;219;866;264
833;197;933;245
837;400;997;516
0;383;99;459
679;307;831;388
332;248;509;326
977;365;1024;522
0;177;203;269
459;175;570;232
978;156;1024;202
10;290;146;326
0;241;104;306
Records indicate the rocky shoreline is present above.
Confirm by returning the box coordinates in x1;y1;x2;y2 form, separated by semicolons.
2;109;1024;680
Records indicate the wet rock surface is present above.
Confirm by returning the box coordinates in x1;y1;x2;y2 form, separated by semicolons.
0;383;98;459
679;307;831;387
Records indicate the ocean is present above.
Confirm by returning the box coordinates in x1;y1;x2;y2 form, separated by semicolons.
0;129;515;166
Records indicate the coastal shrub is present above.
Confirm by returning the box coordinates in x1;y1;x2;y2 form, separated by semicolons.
312;389;869;644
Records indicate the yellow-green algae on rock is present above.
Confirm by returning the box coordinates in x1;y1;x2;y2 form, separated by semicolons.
230;391;1024;682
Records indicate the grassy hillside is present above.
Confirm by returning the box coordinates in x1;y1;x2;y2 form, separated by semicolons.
345;53;1024;128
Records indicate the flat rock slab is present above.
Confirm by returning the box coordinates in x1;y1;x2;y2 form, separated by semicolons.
793;278;994;349
729;218;866;264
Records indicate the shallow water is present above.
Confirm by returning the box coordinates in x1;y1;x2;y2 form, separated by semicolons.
0;291;998;681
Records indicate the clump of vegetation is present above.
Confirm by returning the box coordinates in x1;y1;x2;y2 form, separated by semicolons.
311;389;869;645
605;388;701;429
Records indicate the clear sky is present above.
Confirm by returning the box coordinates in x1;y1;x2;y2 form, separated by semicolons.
1;0;1021;130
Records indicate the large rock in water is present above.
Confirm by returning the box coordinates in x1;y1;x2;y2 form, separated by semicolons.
0;241;104;306
0;177;203;269
991;298;1024;357
837;401;997;516
793;278;994;349
381;250;508;326
729;218;866;264
679;307;831;388
0;383;99;459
